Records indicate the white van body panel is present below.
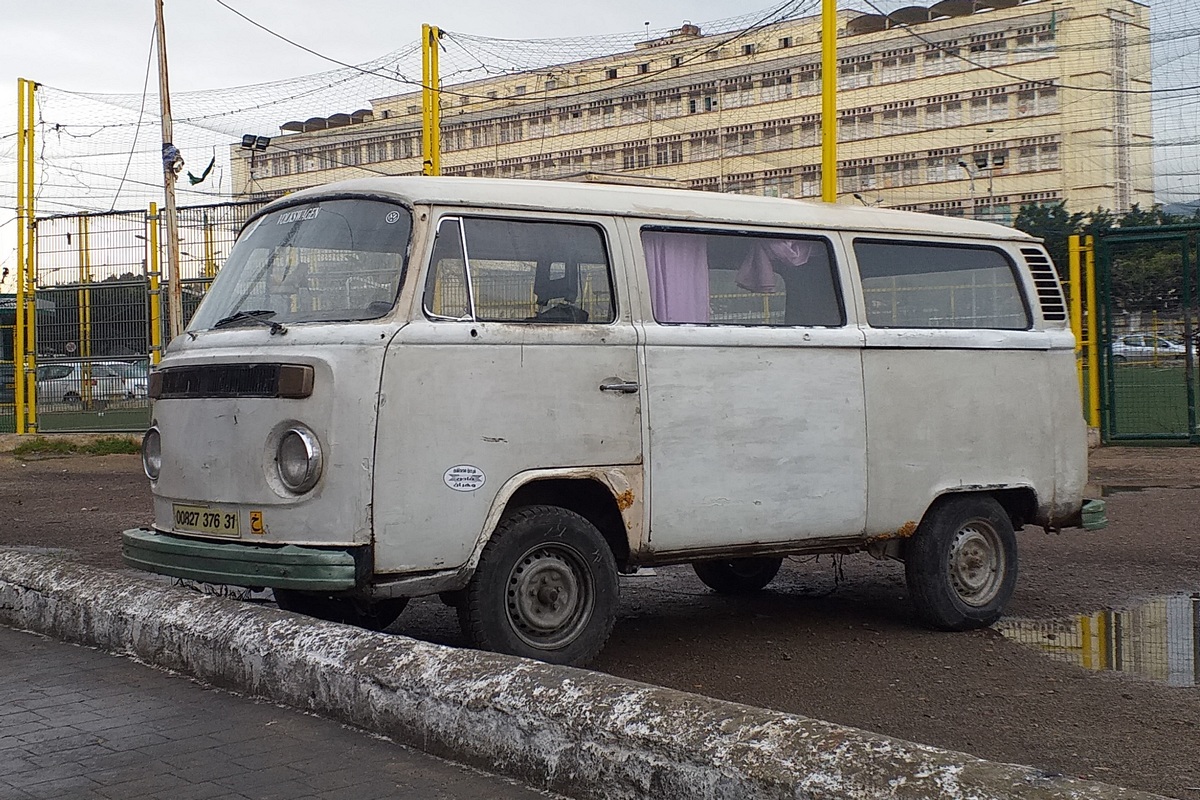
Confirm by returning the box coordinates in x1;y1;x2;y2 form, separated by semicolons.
636;327;868;553
148;327;389;546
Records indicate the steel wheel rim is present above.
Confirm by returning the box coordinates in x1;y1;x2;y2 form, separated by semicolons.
505;542;593;650
947;520;1005;607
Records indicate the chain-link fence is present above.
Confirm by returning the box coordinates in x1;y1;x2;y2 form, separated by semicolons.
1099;226;1200;441
3;199;267;434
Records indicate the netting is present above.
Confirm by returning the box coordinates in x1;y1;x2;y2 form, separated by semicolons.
3;0;1196;230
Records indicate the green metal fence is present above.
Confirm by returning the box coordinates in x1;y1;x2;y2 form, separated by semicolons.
5;200;267;435
1098;225;1200;442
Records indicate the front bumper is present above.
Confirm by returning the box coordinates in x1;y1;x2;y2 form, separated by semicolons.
122;528;363;591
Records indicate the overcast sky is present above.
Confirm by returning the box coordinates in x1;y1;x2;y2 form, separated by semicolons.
1;0;1197;288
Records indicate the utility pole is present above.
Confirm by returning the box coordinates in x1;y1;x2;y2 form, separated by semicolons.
155;0;184;340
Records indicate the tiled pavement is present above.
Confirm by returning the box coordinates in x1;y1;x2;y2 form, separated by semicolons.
0;625;560;800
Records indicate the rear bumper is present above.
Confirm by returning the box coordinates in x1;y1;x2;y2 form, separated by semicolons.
121;528;363;591
1080;498;1108;531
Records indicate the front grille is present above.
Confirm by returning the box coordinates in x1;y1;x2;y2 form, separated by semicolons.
154;363;312;399
1020;246;1068;322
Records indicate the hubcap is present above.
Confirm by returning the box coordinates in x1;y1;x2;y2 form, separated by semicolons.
947;521;1005;606
506;544;593;649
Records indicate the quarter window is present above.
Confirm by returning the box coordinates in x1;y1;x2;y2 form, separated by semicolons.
424;217;615;324
854;240;1029;329
640;228;843;326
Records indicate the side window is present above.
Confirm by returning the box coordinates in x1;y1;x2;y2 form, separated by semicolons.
423;216;615;324
38;365;73;380
639;228;843;326
854;240;1029;330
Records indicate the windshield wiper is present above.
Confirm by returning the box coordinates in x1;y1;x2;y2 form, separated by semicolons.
211;309;287;336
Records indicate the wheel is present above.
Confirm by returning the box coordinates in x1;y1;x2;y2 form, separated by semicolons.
904;495;1017;631
1112;354;1127;363
273;590;408;632
457;504;618;666
63;391;81;404
692;557;783;594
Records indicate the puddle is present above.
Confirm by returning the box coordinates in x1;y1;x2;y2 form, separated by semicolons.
997;593;1200;688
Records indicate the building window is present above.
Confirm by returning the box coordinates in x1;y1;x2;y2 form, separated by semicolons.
763;174;794;197
606;67;618;79
742;43;756;56
761;75;792;102
778;36;792;49
638;63;650;74
655;141;684;165
514;85;527;96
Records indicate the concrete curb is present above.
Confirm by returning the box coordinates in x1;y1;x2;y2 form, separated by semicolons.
0;550;1165;800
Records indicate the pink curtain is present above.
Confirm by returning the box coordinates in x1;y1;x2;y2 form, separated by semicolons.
642;231;710;323
735;239;814;293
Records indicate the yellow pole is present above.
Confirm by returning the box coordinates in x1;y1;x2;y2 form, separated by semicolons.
421;24;442;176
148;203;163;365
1068;235;1083;405
820;0;837;203
78;215;94;407
203;210;217;280
1085;235;1100;427
1080;613;1094;671
15;78;37;433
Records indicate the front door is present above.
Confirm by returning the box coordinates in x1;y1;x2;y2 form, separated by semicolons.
373;213;643;574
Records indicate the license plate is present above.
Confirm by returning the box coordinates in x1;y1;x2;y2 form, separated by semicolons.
172;504;241;538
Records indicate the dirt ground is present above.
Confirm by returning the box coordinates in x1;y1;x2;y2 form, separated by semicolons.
2;445;1199;798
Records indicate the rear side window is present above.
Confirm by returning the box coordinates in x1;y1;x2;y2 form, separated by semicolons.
639;227;843;326
854;240;1029;330
424;216;615;324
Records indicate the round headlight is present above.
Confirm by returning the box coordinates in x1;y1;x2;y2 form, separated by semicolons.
277;426;322;493
142;427;162;481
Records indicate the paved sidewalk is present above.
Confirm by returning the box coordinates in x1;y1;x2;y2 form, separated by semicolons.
0;625;558;800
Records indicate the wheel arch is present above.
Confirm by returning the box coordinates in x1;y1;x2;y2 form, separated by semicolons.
470;467;643;573
922;485;1038;530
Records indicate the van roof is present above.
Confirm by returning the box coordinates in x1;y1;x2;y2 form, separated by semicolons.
275;176;1037;242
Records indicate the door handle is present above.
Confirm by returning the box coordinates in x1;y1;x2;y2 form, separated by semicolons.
599;380;639;394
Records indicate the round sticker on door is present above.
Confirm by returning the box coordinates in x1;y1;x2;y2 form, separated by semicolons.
385;210;401;224
444;465;485;492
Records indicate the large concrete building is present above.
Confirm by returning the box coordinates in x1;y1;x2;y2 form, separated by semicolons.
231;0;1152;223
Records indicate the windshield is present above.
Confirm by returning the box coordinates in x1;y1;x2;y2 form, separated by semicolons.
189;198;412;331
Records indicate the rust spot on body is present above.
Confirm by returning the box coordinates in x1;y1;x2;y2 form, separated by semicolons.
615;490;635;511
865;521;919;544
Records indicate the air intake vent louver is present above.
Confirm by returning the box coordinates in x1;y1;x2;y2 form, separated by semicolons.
158;364;282;399
1021;247;1067;321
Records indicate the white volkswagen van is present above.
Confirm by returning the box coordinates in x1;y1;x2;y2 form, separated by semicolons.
124;177;1102;666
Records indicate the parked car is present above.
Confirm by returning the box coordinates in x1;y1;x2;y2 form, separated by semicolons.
1110;333;1187;362
98;360;150;398
36;361;129;403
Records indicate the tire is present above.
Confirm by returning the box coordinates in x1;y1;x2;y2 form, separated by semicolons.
1112;354;1127;363
63;391;81;404
457;504;618;666
692;557;783;594
904;495;1017;631
274;590;408;632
